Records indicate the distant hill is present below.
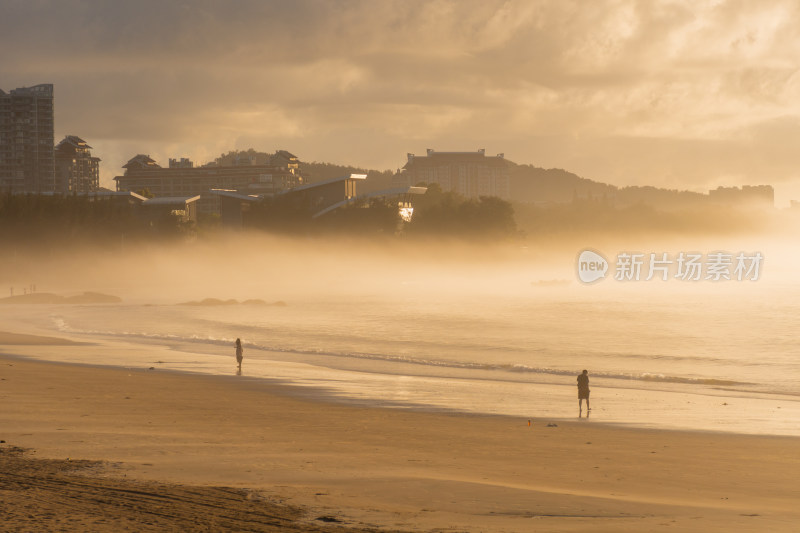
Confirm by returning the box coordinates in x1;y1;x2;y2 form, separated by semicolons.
0;292;121;305
508;164;614;204
507;163;710;210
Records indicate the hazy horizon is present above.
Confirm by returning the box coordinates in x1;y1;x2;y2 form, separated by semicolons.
4;1;800;205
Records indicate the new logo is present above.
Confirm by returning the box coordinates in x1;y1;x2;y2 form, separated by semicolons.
577;249;608;284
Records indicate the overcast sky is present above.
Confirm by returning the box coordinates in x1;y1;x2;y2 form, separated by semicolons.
3;0;800;204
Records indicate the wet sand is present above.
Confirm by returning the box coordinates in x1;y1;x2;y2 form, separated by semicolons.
1;333;799;532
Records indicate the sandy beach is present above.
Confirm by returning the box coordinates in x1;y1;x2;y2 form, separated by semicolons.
1;333;799;532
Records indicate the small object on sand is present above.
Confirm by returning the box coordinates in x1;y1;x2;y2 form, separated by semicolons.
527;419;531;426
546;423;557;427
315;516;342;523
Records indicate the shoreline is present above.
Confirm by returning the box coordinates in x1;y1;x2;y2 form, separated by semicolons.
2;349;794;438
2;327;798;437
2;349;800;532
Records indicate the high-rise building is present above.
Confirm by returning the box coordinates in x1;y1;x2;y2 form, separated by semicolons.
396;149;510;199
0;84;55;192
55;135;101;193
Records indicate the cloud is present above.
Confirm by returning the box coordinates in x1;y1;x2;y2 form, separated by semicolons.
3;0;800;203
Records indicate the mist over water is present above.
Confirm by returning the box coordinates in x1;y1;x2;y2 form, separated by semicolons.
2;231;799;435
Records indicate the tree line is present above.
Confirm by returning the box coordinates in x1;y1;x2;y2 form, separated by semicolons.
0;193;187;247
241;182;519;240
0;186;521;247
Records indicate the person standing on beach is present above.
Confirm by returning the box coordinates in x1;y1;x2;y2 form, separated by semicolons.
577;369;590;415
235;338;243;372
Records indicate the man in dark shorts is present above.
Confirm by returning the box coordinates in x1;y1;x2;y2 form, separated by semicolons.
577;369;590;415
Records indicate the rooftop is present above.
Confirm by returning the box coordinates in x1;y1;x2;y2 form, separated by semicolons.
359;186;428;199
5;84;54;96
56;135;92;150
274;150;298;159
404;149;508;169
35;191;146;201
209;189;263;202
284;173;366;194
142;195;201;206
123;154;161;170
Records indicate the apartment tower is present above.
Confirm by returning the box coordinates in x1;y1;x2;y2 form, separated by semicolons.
55;135;101;193
0;84;55;192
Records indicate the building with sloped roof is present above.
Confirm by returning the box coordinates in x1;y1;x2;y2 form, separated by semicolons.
55;135;100;193
270;150;300;174
123;154;160;171
114;155;302;214
395;149;510;200
282;174;366;219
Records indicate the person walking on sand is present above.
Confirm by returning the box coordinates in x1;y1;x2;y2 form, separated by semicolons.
577;369;590;415
235;338;243;372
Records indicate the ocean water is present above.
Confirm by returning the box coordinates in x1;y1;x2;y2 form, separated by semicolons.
4;277;800;436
